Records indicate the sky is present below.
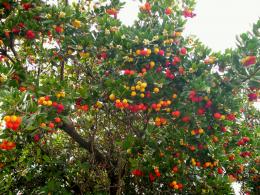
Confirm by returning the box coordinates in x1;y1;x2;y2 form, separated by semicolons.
118;0;260;52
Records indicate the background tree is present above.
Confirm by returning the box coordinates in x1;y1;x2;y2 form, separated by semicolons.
0;0;259;194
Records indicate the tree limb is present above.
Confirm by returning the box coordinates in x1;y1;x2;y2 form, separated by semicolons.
60;120;106;164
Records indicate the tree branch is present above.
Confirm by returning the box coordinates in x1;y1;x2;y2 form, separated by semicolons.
60;120;106;164
9;35;20;62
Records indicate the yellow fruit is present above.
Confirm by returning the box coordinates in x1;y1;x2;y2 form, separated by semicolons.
191;130;196;135
56;93;61;98
128;57;133;62
146;49;151;56
153;87;159;93
39;97;45;101
140;93;145;98
96;101;103;108
167;100;171;105
122;99;128;104
150;61;155;68
172;94;177;99
131;91;137;97
59;11;66;18
137;81;142;85
171;181;177;186
72;19;81;28
140;87;145;92
154;48;159;54
136;50;141;55
10;115;17;122
221;115;226;120
130;86;136;91
40;123;46;128
199;128;204;134
67;49;73;55
141;82;147;88
115;99;120;103
109;94;116;101
175;32;182;37
47;101;52;106
136;85;141;91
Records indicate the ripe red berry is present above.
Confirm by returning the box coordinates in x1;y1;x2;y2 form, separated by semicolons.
214;112;221;119
26;30;35;39
165;7;172;15
54;117;61;123
180;47;187;55
172;110;181;118
49;122;55;128
217;167;223;174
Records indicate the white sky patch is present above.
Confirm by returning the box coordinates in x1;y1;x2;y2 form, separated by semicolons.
117;0;260;52
118;0;141;26
184;0;260;51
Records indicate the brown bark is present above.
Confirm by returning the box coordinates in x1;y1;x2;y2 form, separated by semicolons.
60;120;106;164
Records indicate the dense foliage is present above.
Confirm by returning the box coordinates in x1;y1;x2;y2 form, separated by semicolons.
0;0;259;194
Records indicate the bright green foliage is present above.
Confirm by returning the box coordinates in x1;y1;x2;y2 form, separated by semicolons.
0;0;259;194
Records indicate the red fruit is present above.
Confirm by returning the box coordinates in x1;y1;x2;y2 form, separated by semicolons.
106;8;117;16
158;50;165;56
12;27;20;34
26;30;35;39
55;26;63;33
197;143;204;150
100;52;107;59
213;112;221;119
81;105;89;111
248;93;257;101
178;183;183;190
226;114;236;121
229;154;235;161
12;123;20;131
172;166;178;173
52;102;58;107
165;7;172;15
197;108;205;115
144;2;151;11
183;9;196;18
242;56;256;67
49;122;55;128
54;117;61;123
171;110;181;118
217;167;224;174
221;126;227;132
18;22;25;28
2;2;11;10
181;116;190;123
149;173;156;182
243;137;250;142
22;3;32;10
6;122;13;129
154;167;161;177
172;56;181;65
205;100;212;108
132;169;143;176
180;47;187;55
34;134;40;142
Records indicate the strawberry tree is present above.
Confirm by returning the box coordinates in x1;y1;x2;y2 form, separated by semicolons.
0;0;259;194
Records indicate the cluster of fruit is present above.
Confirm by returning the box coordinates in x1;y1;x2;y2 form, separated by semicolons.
0;140;16;150
169;181;183;190
4;115;22;131
154;117;167;126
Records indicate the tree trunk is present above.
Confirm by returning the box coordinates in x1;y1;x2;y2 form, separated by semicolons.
109;172;119;195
